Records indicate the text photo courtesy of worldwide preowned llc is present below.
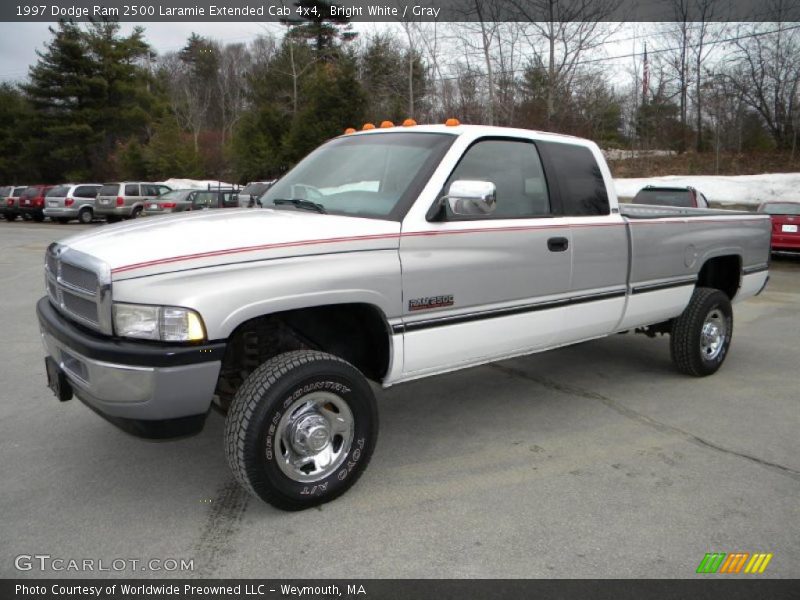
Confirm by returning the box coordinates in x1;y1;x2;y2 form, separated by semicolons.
0;0;798;598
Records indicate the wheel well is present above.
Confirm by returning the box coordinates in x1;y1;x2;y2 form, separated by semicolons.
215;304;391;408
697;255;741;299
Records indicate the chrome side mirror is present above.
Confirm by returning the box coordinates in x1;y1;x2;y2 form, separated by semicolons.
446;180;497;216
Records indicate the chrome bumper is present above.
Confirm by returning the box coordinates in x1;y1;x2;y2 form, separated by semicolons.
41;330;221;421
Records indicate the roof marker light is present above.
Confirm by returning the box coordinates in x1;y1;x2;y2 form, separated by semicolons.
402;118;417;127
380;120;394;128
362;123;375;130
445;118;460;127
344;127;356;134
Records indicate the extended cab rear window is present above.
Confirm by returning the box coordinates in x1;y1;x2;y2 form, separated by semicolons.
541;142;609;216
633;189;692;207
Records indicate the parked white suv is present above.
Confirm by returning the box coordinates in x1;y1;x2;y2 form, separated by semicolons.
43;184;103;224
95;182;169;222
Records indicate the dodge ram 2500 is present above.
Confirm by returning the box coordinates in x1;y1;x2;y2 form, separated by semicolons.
37;124;771;510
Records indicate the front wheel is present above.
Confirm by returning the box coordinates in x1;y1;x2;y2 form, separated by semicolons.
225;350;378;511
670;287;733;376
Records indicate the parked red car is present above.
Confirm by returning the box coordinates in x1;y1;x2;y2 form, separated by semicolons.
17;185;54;222
758;201;800;252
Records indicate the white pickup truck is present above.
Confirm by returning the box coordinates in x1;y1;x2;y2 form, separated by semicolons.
37;124;771;510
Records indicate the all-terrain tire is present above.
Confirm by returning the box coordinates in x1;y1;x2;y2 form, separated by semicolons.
224;350;378;511
670;287;733;377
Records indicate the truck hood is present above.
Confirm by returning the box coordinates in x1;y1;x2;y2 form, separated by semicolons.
60;209;401;280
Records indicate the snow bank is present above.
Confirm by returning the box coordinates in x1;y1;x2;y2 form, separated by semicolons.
157;178;235;190
614;173;800;207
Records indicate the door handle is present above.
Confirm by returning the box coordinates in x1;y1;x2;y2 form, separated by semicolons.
547;237;569;252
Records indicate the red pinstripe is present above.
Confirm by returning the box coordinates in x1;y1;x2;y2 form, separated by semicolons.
110;217;766;274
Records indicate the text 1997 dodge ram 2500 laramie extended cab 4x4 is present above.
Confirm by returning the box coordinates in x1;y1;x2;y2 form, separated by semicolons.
37;125;771;510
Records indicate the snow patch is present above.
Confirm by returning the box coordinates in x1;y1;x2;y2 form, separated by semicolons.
157;178;236;190
614;173;800;207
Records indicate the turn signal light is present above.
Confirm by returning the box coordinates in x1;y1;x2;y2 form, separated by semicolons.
344;127;356;134
116;196;124;206
380;120;394;128
362;123;375;130
65;198;74;207
445;118;460;126
402;118;417;127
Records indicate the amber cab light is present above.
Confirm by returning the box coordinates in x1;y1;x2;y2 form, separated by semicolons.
445;118;460;126
362;123;375;130
402;118;417;127
380;120;394;128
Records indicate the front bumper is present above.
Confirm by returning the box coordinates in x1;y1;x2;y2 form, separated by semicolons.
37;297;225;438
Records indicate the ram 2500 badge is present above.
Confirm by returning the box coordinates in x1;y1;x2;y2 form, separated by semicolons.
37;124;771;510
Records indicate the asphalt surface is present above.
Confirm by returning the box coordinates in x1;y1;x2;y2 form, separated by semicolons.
1;220;798;579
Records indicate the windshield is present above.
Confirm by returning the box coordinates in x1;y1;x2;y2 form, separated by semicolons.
760;202;800;215
633;188;692;207
261;132;455;219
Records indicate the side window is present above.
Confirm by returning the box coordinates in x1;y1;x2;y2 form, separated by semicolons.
445;139;550;219
141;184;157;197
75;186;99;198
541;142;609;216
124;184;139;196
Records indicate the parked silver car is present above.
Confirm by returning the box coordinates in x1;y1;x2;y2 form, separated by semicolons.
144;188;239;215
95;182;169;222
43;183;103;224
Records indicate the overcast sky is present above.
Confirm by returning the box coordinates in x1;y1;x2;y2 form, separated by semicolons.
0;20;663;86
0;22;287;82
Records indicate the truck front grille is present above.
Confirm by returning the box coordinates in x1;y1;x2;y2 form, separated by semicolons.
45;244;112;334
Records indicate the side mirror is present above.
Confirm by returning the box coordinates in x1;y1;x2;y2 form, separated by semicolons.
446;180;497;216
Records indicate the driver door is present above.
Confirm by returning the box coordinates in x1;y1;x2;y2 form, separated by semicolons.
398;138;572;378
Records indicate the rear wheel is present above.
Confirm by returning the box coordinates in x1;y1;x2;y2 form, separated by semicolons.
129;206;142;219
78;208;93;224
225;350;378;511
670;287;733;376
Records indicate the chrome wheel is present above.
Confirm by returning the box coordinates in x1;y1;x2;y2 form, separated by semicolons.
700;309;726;361
274;391;354;483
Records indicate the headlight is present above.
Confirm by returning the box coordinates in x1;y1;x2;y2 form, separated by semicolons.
113;303;206;342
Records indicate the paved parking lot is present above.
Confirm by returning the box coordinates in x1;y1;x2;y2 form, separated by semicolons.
1;220;798;579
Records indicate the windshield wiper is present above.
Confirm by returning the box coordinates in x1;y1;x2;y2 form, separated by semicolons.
272;198;326;214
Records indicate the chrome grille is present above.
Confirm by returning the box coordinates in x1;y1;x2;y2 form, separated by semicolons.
45;243;112;334
62;291;99;323
61;262;98;292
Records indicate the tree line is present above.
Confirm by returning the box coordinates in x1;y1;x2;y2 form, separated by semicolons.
1;0;799;185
